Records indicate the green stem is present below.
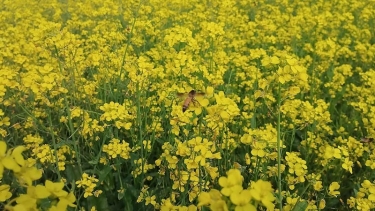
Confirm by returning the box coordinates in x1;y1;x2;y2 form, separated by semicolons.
63;98;83;176
118;1;142;81
277;82;283;211
47;114;62;180
136;81;145;186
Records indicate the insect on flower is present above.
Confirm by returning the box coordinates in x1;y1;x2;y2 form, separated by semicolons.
177;90;206;112
360;137;374;143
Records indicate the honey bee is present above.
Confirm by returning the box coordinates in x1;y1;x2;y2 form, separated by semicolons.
360;137;374;143
177;90;205;112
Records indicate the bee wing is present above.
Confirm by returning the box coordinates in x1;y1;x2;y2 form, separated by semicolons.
360;138;367;143
176;93;189;99
195;92;206;97
361;138;373;143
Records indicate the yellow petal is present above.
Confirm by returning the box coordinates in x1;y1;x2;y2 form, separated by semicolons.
206;86;214;96
220;111;230;120
35;185;51;199
194;107;202;115
0;141;7;156
200;99;209;107
197;192;211;206
2;156;20;172
12;146;26;167
219;177;228;187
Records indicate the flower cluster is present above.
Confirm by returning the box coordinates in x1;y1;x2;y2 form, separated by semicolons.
99;101;134;130
1;0;375;210
24;134;73;171
198;169;275;211
285;152;308;190
0;141;76;210
347;180;375;210
76;173;101;198
102;138;131;160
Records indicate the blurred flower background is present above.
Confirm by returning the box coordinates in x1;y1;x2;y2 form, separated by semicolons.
1;0;375;210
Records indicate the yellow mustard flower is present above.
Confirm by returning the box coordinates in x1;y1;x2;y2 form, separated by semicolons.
198;189;222;207
230;189;256;211
35;185;51;199
102;138;131;160
249;180;275;210
314;181;323;191
76;173;99;198
0;185;12;202
198;192;211;207
14;186;43;210
15;164;43;186
210;199;228;211
342;157;353;174
0;141;22;176
219;169;243;196
45;180;68;198
48;191;76;211
319;199;326;209
328;182;340;197
58;192;77;208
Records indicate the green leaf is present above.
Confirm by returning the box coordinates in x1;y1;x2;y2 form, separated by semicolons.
65;164;82;183
98;165;112;182
292;200;308;211
118;189;125;200
88;195;109;211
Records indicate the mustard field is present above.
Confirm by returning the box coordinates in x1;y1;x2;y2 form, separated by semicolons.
1;0;375;210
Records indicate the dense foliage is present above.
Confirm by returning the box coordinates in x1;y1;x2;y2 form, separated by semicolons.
1;0;375;210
